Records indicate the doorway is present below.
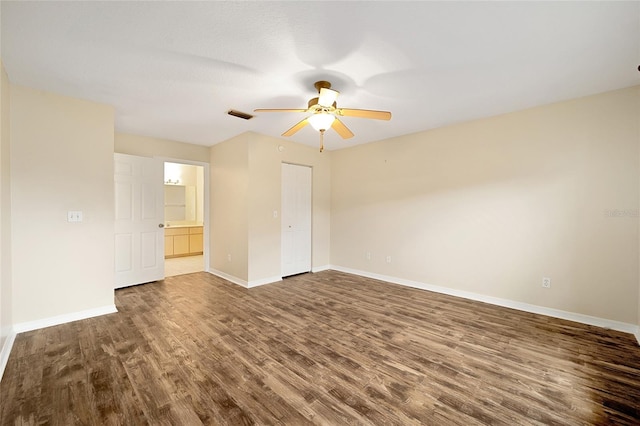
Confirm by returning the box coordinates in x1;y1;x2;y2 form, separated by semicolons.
163;161;207;277
281;163;312;277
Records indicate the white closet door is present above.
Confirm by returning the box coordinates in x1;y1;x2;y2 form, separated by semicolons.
281;163;312;277
114;153;165;288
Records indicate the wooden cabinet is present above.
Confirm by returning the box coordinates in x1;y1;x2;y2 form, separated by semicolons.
165;226;203;258
189;226;203;253
173;235;190;256
164;236;174;257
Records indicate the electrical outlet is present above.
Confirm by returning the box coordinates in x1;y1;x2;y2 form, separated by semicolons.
386;255;392;263
542;277;551;288
366;252;371;261
67;211;83;222
227;254;232;262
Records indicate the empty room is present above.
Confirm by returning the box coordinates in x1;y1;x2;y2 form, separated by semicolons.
1;1;639;425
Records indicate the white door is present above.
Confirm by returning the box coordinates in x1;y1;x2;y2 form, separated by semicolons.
114;153;165;288
281;163;312;277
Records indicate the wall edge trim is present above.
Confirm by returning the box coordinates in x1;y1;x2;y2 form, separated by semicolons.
248;276;282;288
329;265;639;338
0;330;17;383
207;268;249;288
207;269;282;289
13;305;118;334
312;265;331;273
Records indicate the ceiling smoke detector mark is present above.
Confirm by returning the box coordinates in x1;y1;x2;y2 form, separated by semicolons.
227;110;254;120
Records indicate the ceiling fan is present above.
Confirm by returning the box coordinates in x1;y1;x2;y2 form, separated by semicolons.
254;81;392;152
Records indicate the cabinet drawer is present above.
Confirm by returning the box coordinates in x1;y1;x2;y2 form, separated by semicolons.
189;226;203;235
165;227;189;236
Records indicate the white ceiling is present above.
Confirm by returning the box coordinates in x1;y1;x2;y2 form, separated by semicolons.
2;1;639;151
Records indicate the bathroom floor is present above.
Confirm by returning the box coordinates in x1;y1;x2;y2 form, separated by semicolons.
164;255;204;277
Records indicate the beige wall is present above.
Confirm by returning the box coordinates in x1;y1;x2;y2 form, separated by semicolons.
210;133;249;281
331;86;639;325
115;132;210;163
1;77;635;338
0;62;12;348
11;85;115;323
247;133;331;282
210;132;331;284
165;162;198;186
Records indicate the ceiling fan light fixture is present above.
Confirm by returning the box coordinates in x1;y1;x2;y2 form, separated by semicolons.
308;113;335;131
318;88;339;107
254;80;391;144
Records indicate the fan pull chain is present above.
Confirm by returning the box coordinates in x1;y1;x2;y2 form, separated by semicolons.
319;129;325;152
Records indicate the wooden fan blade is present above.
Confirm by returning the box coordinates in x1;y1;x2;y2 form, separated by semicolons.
336;108;392;120
331;118;354;139
254;108;307;113
282;118;309;137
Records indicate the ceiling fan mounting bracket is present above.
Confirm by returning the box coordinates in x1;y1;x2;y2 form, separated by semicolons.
314;80;332;92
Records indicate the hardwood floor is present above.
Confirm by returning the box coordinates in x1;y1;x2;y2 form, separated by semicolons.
2;270;640;425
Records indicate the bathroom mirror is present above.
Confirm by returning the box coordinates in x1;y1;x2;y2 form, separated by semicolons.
164;185;196;221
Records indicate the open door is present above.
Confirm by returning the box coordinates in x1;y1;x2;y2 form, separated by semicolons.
114;153;165;288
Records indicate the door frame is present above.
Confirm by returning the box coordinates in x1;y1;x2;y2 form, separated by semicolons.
159;157;211;273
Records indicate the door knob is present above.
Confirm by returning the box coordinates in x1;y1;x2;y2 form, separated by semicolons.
158;223;165;228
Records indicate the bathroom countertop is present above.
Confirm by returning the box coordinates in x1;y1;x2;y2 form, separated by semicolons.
164;223;203;229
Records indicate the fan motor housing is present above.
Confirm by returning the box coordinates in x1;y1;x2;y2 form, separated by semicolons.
308;97;336;110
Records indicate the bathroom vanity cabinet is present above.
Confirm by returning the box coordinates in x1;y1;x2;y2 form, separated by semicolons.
164;226;203;258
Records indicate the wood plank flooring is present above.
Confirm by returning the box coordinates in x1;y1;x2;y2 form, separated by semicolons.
2;270;640;425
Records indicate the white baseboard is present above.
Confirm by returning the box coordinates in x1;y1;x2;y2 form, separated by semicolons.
207;268;282;288
0;329;16;382
207;268;249;288
329;265;639;339
635;328;640;346
13;304;118;334
248;276;282;288
312;265;331;273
